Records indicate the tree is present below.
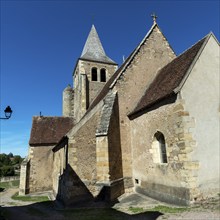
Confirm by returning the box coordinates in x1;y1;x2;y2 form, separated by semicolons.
0;166;15;177
12;155;23;165
0;154;12;166
8;152;13;158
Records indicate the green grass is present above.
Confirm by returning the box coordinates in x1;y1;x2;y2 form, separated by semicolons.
128;206;144;213
148;205;189;213
0;180;19;189
11;192;49;202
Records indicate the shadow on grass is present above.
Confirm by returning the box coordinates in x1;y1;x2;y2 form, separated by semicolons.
0;200;163;220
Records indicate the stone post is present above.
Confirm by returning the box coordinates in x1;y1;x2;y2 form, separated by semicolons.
19;158;29;195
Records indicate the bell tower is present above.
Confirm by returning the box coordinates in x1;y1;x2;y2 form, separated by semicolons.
72;25;118;122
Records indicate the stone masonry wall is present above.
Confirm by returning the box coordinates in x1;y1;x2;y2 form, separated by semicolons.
73;59;117;123
114;25;176;191
28;146;54;193
60;110;101;204
130;97;199;205
52;146;66;198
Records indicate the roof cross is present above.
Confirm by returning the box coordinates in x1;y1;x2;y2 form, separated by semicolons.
151;13;158;24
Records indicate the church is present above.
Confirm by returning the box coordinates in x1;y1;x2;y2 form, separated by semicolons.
19;16;220;206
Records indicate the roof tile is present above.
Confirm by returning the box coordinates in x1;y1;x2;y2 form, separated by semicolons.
129;35;207;117
29;116;74;145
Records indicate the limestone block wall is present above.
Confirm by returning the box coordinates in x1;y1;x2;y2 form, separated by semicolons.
95;92;124;201
130;97;200;205
77;60;117;83
28;145;54;193
60;110;101;204
73;59;117;123
89;81;105;104
107;98;124;200
114;25;176;191
52;146;66;197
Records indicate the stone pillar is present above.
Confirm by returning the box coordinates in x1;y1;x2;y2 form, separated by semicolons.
96;135;110;183
19;158;29;195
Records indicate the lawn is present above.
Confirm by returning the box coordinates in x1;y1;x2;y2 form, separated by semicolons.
0;180;19;190
11;192;49;202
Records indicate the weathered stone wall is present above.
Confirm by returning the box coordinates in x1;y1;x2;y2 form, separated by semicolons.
130;97;201;205
52;146;66;198
60;110;101;204
89;81;105;104
95;92;124;201
107;96;124;200
114;25;176;191
28;146;54;193
73;59;117;123
108;96;123;182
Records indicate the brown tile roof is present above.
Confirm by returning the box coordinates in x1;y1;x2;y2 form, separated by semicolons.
29;116;74;146
128;35;207;117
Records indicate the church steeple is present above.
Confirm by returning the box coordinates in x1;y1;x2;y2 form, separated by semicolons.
71;25;118;122
80;25;116;64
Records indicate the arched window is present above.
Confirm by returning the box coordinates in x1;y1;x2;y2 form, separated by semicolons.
152;131;168;163
100;68;106;82
91;67;97;81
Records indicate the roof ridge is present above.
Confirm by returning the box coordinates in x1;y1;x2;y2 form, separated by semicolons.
86;22;167;115
128;34;208;118
110;22;158;89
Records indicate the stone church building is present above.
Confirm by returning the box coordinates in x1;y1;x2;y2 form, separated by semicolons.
19;18;220;206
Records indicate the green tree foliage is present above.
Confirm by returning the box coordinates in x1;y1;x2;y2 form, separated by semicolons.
0;153;23;177
0;153;12;166
0;166;15;177
12;155;23;165
8;152;13;158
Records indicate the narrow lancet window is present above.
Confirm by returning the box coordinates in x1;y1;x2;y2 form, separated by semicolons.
100;68;106;82
91;67;98;81
153;131;168;163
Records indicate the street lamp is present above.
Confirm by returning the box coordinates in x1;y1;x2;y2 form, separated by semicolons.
0;106;13;120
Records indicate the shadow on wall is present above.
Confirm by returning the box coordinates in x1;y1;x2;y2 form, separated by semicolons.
0;200;163;220
56;164;94;206
56;164;125;207
55;95;125;206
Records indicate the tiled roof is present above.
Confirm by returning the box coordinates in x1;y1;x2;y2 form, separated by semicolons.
80;25;116;64
129;35;207;117
29;116;74;145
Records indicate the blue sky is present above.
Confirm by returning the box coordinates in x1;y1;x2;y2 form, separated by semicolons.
0;0;219;157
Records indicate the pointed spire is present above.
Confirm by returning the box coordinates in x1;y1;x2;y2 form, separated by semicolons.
80;25;116;64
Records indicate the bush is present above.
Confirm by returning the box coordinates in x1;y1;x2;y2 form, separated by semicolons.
0;166;15;177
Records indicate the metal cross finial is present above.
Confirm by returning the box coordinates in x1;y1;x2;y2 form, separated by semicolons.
151;13;158;24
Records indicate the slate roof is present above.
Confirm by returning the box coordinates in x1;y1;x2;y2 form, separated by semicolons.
29;116;74;146
80;25;116;64
128;35;208;117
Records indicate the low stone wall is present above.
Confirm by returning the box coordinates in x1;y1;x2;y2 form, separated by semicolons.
0;176;20;182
